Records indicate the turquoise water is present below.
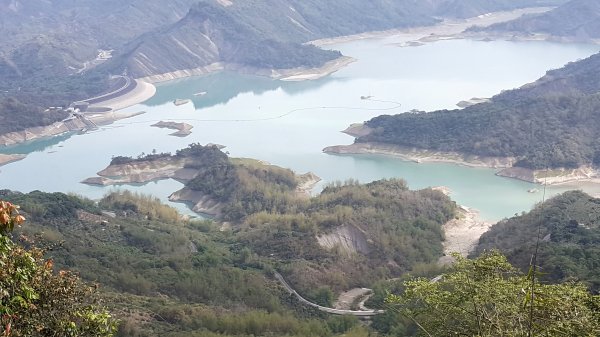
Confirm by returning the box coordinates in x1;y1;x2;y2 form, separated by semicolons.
1;38;598;220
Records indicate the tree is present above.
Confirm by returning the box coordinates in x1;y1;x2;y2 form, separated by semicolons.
386;251;600;336
0;200;117;336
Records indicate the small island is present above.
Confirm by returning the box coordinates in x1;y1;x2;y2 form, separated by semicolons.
173;99;191;106
151;121;193;137
82;143;321;219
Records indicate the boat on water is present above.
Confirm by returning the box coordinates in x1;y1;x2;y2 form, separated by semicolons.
194;91;207;96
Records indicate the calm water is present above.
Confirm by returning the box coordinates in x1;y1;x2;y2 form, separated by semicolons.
1;38;599;220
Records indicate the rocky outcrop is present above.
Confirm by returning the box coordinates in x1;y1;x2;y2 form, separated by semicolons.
316;224;370;256
82;157;197;186
168;188;223;217
152;121;193;137
0;119;86;147
341;123;373;138
497;165;600;185
495;166;536;183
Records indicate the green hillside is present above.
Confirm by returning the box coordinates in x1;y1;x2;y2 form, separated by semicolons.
359;51;600;169
474;190;600;292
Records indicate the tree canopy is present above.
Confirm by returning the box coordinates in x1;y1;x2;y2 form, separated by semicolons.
0;200;116;337
386;251;600;336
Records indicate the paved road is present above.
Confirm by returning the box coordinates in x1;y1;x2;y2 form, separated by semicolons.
82;76;137;105
274;272;385;317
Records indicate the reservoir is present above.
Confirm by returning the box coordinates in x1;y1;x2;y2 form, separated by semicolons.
1;38;598;221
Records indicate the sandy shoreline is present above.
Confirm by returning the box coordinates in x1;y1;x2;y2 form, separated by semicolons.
0;154;26;167
325;141;600;188
278;56;356;81
497;166;600;186
137;56;356;84
324;142;515;169
442;205;493;257
432;185;493;258
331;123;600;188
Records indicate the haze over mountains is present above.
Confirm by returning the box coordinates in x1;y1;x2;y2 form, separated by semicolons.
0;0;571;136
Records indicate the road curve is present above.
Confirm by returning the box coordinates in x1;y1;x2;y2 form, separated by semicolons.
82;76;137;105
274;271;385;317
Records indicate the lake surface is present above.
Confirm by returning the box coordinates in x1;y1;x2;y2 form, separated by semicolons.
1;38;599;221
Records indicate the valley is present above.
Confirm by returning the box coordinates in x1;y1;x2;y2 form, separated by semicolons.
2;1;600;336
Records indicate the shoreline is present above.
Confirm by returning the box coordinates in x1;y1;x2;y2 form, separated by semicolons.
0;79;154;148
137;56;356;84
434;185;493;259
323;141;515;169
82;154;321;218
497;166;600;186
329;124;600;188
441;204;493;258
324;141;600;187
0;154;26;167
0;6;582;150
309;7;555;47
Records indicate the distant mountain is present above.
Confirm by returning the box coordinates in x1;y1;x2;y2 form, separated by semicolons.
122;0;568;78
117;0;442;78
358;51;600;169
0;0;573;136
471;0;600;40
474;190;600;292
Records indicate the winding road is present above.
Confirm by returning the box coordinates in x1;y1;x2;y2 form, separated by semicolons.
274;272;385;317
82;76;137;105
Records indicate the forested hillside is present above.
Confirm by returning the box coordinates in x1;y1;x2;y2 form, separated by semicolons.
474;190;600;292
103;144;457;297
0;173;455;335
472;0;600;40
359;51;600;169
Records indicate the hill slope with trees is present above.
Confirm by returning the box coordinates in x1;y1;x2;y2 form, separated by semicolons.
474;190;600;293
358;51;600;169
0;136;462;335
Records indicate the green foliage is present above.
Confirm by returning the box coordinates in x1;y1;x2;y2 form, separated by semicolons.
386;251;600;336
361;52;600;169
312;287;335;307
326;315;360;334
0;200;116;336
99;191;180;223
237;178;456;300
1;179;455;336
475;190;600;292
0;190;98;221
184;151;302;221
